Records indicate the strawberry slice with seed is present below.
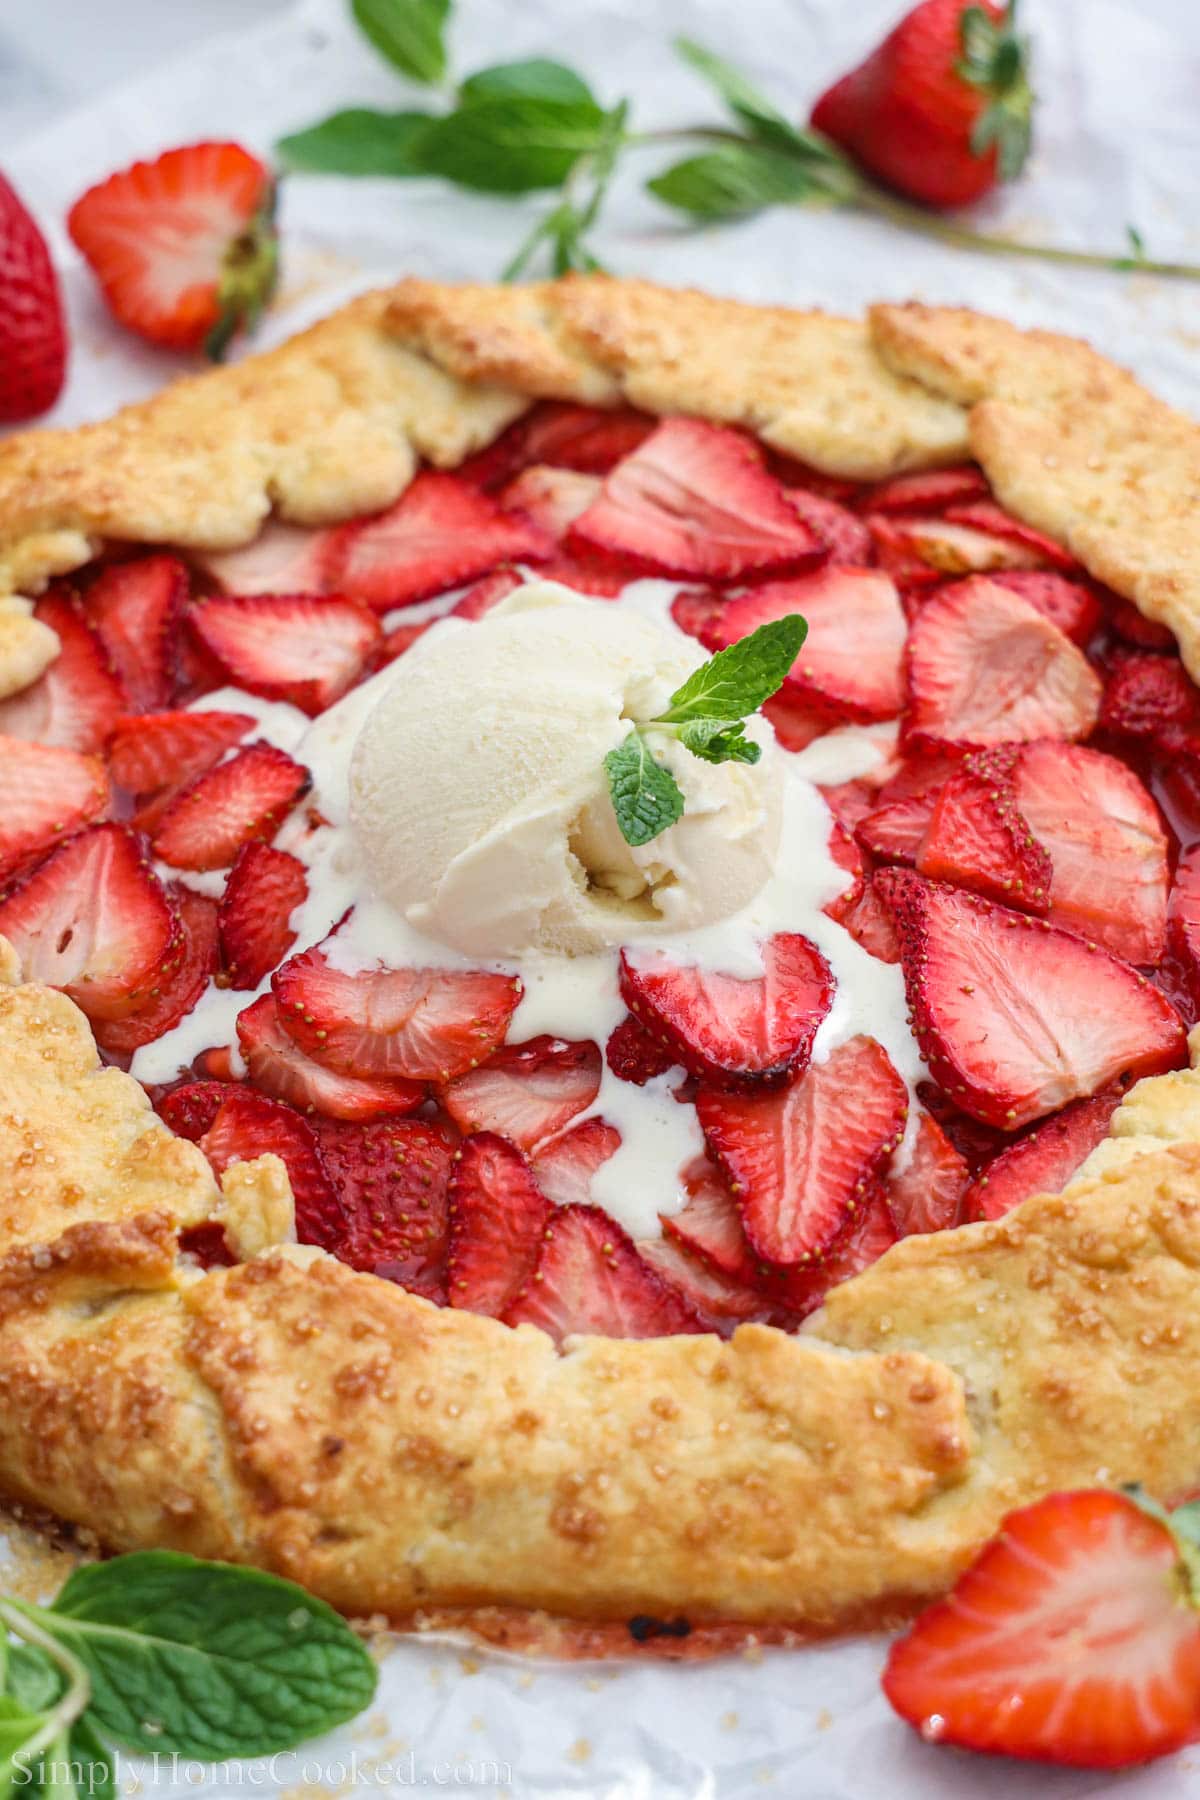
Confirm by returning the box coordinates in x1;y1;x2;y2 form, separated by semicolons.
885;1112;968;1236
636;1235;772;1333
867;513;1042;585
784;488;873;564
669;588;726;644
84;555;187;713
943;499;1080;572
903;577;1102;748
762;692;839;752
106;707;253;796
459;402;657;488
824;817;865;911
569;419;820;583
0;822;182;1021
855;792;938;866
273;944;522;1082
237;994;424;1122
151;741;310;871
661;1153;763;1286
187;593;382;716
0;591;125;751
858;465;989;515
619;933;834;1091
883;1488;1200;1770
1100;652;1200;740
322;471;552;611
440;1035;600;1151
882;869;1185;1129
500;465;602;539
916;766;1052;912
156;1079;231;1141
838;875;902;963
194;521;333;596
1107;593;1175;651
989;570;1101;645
965;1086;1126;1222
446;1131;553;1317
311;1116;455;1297
93;884;218;1057
702;566;906;721
530;1116;621;1208
503;1203;706;1342
697;1035;908;1266
771;1182;899;1319
1169;845;1200;1010
199;1087;345;1251
451;568;524;620
1011;741;1169;963
605;1013;678;1086
0;736;110;882
218;841;308;990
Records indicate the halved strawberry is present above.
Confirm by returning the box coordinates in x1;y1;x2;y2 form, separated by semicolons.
151;741;310;871
451;567;524;620
772;1183;899;1319
530;1116;621;1208
198;1086;346;1251
458;402;656;488
500;465;602;540
620;934;834;1091
568;419;820;583
1011;741;1169;963
965;1086;1126;1222
446;1131;553;1316
697;1035;907;1266
915;766;1052;912
868;513;1045;584
883;870;1185;1129
762;692;839;751
903;577;1102;748
1107;593;1175;651
885;1112;968;1236
186;593;382;717
156;1079;230;1141
322;472;552;611
311;1115;455;1298
785;489;873;564
636;1235;770;1334
702;567;906;722
83;555;187;713
1100;653;1200;741
0;591;125;752
440;1035;600;1151
105;708;253;796
0;737;110;882
193;521;332;597
883;1488;1200;1770
855;793;938;866
217;841;308;989
272;944;522;1082
1169;845;1200;1010
989;571;1102;645
858;465;988;515
943;498;1080;573
503;1203;706;1342
0;822;182;1021
605;1013;678;1086
236;993;424;1121
92;884;218;1057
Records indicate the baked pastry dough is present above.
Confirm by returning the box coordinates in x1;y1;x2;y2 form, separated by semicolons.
2;276;1200;1640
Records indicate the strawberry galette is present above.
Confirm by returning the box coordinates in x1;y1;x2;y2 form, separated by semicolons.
2;277;1200;1648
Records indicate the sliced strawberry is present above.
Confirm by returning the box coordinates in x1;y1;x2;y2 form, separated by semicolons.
637;1235;772;1334
868;513;1045;584
1099;652;1200;741
105;708;253;796
0;737;110;882
311;1116;455;1298
218;841;308;989
703;567;905;722
459;402;656;488
178;1221;237;1269
620;934;834;1091
669;588;726;644
829;874;901;963
858;465;988;515
378;619;431;665
697;1035;907;1266
785;488;873;564
874;750;963;807
273;944;522;1082
186;593;381;716
92;884;218;1057
817;777;879;832
151;741;310;871
965;1086;1125;1222
155;1079;231;1141
195;1045;235;1082
451;567;523;620
500;465;602;540
855;792;938;866
322;472;552;611
761;691;839;751
915;1081;1014;1175
883;870;1185;1129
237;993;424;1121
944;498;1080;573
883;1489;1200;1770
446;1131;553;1316
824;817;865;910
1011;741;1169;963
83;555;187;713
771;1183;899;1319
199;1086;345;1252
765;451;859;503
0;591;125;752
661;1153;763;1287
503;1203;705;1342
1169;844;1200;1011
530;1116;621;1209
440;1036;600;1152
0;823;182;1021
605;1013;678;1086
524;549;627;599
903;577;1102;748
916;766;1052;912
989;571;1102;645
568;419;820;583
1107;593;1175;651
885;1112;968;1236
193;521;332;597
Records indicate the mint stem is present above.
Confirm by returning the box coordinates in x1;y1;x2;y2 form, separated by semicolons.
0;1600;92;1766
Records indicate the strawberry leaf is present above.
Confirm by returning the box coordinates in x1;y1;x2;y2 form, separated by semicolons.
605;729;685;847
352;0;450;86
276;108;434;176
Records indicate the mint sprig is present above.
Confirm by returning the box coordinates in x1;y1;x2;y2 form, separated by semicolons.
604;614;806;848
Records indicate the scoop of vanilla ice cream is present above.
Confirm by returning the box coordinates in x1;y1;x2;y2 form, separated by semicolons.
348;584;783;956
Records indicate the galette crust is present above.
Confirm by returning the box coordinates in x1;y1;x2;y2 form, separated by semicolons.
3;277;1200;1635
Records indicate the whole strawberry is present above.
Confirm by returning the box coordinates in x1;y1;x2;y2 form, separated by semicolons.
68;142;278;360
0;174;67;423
811;0;1033;210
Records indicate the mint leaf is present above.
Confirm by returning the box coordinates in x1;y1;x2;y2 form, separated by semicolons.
658;615;806;724
460;60;596;107
38;1551;376;1761
605;730;685;847
6;1643;64;1712
33;1720;115;1800
647;146;812;219
276;108;434;176
352;0;450;85
673;38;800;151
676;718;762;765
411;97;608;192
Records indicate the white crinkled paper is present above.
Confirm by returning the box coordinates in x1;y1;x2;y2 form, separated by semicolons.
4;0;1200;1792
